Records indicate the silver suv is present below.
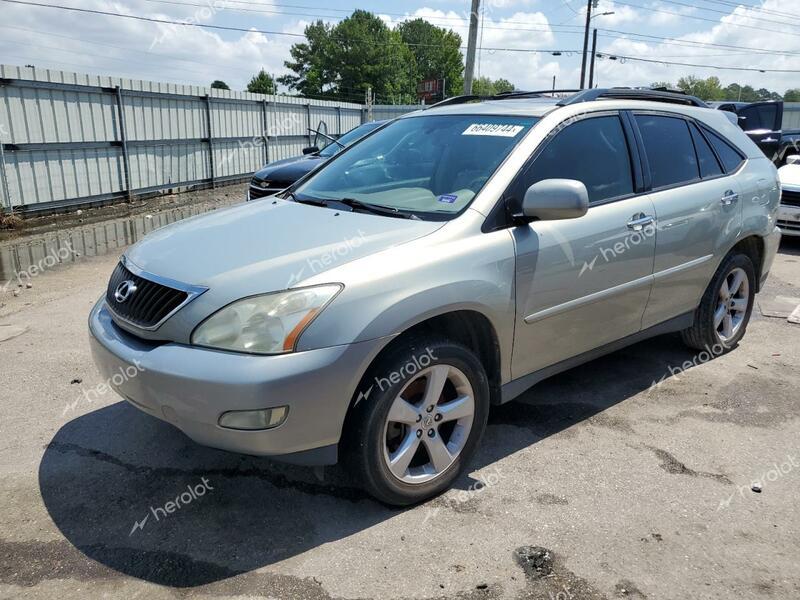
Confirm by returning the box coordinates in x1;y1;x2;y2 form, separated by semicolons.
89;88;781;505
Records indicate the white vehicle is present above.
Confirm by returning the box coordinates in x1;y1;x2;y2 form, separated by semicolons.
778;155;800;237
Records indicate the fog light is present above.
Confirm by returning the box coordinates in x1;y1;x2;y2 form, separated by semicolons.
218;406;288;430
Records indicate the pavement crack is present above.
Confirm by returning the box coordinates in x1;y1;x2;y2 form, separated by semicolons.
645;445;732;484
47;441;371;502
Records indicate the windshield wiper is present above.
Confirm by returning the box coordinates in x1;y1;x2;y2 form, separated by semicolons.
333;198;419;220
284;191;327;207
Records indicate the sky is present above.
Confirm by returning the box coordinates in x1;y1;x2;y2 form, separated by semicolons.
1;0;799;101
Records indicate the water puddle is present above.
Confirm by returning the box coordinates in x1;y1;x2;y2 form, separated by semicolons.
0;198;240;284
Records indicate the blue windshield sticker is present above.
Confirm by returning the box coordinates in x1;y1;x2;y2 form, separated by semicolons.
438;194;458;204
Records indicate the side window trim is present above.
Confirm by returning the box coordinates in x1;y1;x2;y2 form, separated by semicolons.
621;110;650;192
505;110;639;209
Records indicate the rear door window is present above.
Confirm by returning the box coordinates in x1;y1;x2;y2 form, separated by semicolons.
523;115;634;204
689;123;723;178
704;129;746;173
635;115;699;189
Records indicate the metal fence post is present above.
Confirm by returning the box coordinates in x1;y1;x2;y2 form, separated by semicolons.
261;98;270;165
336;105;342;136
0;139;12;213
306;103;312;147
205;94;215;188
114;86;133;201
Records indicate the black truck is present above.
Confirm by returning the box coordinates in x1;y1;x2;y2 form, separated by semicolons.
710;100;800;164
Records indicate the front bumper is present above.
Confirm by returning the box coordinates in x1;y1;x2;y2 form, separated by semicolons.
777;204;800;237
88;299;386;464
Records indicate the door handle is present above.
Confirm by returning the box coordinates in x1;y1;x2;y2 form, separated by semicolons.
626;214;654;231
721;190;739;206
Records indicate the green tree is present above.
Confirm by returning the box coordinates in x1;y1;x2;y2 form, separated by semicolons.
785;89;800;102
247;70;276;95
677;76;725;101
279;21;336;97
210;80;230;90
280;11;415;102
471;76;515;96
396;18;463;97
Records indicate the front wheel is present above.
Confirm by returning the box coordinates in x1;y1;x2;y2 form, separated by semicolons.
344;337;490;506
681;252;756;353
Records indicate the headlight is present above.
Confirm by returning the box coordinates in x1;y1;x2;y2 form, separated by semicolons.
191;284;342;354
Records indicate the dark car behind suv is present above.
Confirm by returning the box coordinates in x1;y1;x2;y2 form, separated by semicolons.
248;120;385;201
711;100;800;164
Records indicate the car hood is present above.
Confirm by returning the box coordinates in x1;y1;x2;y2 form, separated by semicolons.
779;164;800;190
253;154;325;184
124;199;444;298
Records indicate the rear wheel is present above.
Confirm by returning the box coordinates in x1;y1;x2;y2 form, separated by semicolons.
681;253;755;353
344;337;490;506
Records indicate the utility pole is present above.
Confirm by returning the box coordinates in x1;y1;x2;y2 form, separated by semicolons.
580;0;595;89
552;75;556;91
588;28;598;89
464;0;480;95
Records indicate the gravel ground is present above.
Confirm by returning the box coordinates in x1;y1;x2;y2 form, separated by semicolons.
0;192;798;600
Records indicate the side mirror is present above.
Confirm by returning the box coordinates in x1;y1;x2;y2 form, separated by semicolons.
737;115;747;129
787;155;800;165
520;179;589;222
302;146;319;155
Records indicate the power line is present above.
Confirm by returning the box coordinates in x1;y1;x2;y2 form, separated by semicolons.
613;0;800;38
597;52;800;73
597;28;800;58
694;0;800;20
643;0;800;29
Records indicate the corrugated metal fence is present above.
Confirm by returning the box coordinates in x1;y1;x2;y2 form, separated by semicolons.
782;103;800;130
0;64;419;213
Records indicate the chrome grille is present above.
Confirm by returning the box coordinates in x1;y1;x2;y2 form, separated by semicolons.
106;262;189;329
781;189;800;208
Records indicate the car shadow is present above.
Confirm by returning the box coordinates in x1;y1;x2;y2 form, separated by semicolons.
40;332;707;588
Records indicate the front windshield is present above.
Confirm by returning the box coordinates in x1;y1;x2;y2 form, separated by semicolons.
318;122;382;158
297;114;539;215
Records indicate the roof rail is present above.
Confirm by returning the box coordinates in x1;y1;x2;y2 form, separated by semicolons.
495;89;582;98
428;89;581;108
557;87;707;108
426;95;482;109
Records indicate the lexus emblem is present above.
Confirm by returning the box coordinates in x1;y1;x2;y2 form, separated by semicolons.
260;181;270;189
114;280;138;303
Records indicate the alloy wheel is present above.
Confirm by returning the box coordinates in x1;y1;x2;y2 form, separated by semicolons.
715;266;749;343
382;364;475;484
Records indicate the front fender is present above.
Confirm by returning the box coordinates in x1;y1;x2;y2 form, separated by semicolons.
297;220;517;384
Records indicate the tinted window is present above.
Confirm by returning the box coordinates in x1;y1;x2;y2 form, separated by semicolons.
739;104;778;131
298;115;538;216
636;115;699;189
690;123;723;178
524;116;633;204
318;122;381;157
704;129;745;173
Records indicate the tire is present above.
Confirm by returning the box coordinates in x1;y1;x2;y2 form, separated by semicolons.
343;336;490;506
681;252;756;354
